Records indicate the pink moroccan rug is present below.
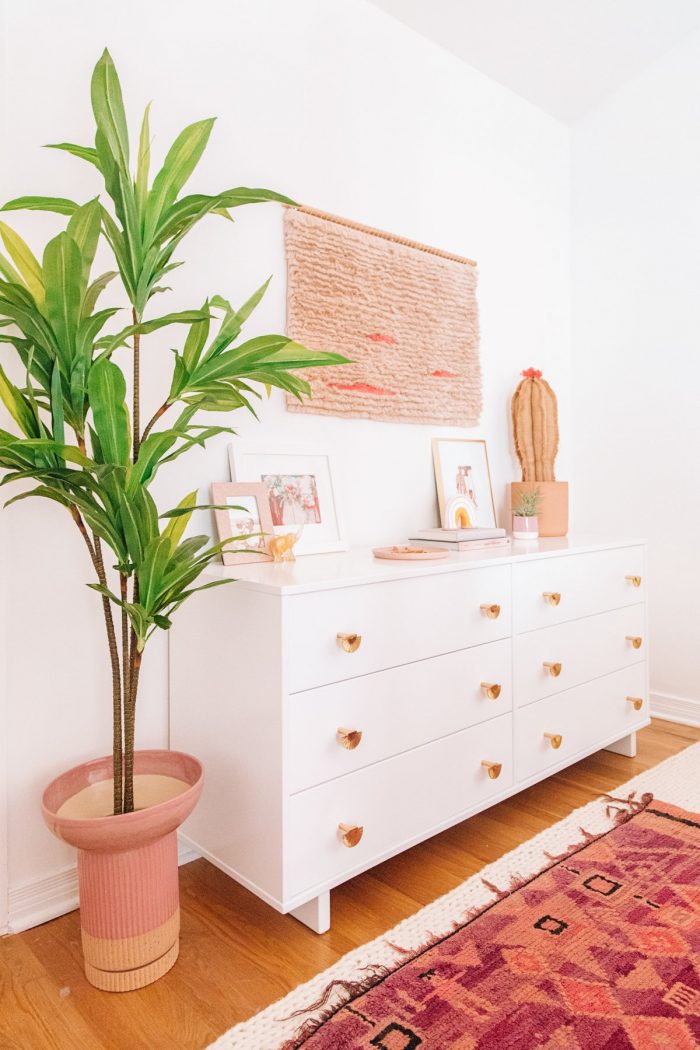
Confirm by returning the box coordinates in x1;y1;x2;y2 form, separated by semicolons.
284;207;481;427
210;745;700;1050
285;798;700;1048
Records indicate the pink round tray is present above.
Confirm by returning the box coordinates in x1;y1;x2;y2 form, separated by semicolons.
372;545;449;561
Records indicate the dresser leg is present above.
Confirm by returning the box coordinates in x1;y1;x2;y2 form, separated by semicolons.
290;892;331;934
604;731;637;758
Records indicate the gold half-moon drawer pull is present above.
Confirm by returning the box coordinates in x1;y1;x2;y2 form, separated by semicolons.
543;661;562;677
481;760;502;780
338;823;364;848
337;632;362;653
544;732;563;750
543;591;561;606
336;727;363;750
626;635;643;650
481;681;502;701
480;603;501;619
625;575;642;587
626;696;644;711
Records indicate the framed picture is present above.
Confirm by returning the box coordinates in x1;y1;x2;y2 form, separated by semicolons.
228;443;347;556
211;482;274;566
432;438;497;529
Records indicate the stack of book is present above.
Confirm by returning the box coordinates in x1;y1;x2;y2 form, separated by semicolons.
409;527;510;552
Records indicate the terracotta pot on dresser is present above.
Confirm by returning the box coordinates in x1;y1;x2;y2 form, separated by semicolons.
511;481;569;537
42;749;203;991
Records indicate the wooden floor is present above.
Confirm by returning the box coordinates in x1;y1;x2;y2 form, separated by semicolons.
1;718;698;1050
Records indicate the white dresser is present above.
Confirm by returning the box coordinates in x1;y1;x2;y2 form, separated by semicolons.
170;537;649;933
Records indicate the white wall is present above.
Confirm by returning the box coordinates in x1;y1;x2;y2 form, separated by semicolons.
572;29;700;719
0;0;571;920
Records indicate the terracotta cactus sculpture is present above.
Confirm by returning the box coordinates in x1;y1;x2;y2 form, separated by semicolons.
510;368;568;537
511;368;559;482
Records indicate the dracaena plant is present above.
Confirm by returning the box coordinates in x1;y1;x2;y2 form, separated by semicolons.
0;50;347;815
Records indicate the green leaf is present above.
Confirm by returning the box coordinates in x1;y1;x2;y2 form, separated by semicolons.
67;199;102;284
4;484;73;511
42;232;83;368
87;357;131;465
0;222;45;304
0;363;40;436
129;429;178;489
0;281;60;357
1;195;80;216
0;252;23;285
182;302;210;370
11;437;92;462
144;118;215;241
116;484;158;567
137;535;173;611
90;49;130;172
96;310;210;356
50;361;64;444
82;270;118;318
99;206;136;302
135;103;152;215
156;187;296;240
45;143;100;169
162;489;198;548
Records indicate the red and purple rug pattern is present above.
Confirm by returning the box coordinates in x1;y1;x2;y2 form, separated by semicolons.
291;799;700;1049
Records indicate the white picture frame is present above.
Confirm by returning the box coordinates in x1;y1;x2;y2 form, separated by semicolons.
432;438;497;529
228;442;347;556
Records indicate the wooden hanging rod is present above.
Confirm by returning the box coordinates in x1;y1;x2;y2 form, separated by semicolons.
287;204;477;268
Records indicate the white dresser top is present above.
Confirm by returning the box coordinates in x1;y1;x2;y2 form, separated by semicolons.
206;536;646;595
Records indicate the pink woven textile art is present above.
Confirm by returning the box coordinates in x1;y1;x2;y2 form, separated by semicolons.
284;208;481;426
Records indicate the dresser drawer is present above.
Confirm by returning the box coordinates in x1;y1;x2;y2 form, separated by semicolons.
515;664;647;782
514;605;645;707
287;640;512;793
514;546;645;633
285;713;513;898
283;566;511;692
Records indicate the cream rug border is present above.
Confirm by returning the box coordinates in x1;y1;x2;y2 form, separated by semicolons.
209;742;700;1049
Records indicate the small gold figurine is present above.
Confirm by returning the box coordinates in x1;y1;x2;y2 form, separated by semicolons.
268;527;302;563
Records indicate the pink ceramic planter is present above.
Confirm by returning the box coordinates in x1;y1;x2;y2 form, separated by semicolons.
512;514;539;540
42;749;203;992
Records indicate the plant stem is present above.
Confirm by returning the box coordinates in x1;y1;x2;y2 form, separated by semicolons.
70;506;123;814
132;308;141;459
70;504;96;563
122;308;143;814
123;646;142;814
119;573;131;811
94;536;123;815
141;402;169;444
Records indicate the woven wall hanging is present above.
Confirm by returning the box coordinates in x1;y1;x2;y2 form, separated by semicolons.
283;207;481;426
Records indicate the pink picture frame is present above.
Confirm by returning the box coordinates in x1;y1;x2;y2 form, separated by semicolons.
211;482;274;566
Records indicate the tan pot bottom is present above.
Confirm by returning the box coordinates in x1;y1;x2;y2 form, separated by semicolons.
511;481;569;537
81;906;181;991
85;938;179;992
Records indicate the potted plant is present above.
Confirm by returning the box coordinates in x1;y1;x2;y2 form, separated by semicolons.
512;487;543;540
0;50;346;991
510;368;568;536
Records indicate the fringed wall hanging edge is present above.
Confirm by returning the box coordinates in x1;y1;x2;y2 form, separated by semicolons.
283;206;482;426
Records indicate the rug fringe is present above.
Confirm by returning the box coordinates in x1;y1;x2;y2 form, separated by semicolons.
278;967;391;1050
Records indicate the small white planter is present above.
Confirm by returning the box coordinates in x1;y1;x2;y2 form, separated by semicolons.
512;515;539;540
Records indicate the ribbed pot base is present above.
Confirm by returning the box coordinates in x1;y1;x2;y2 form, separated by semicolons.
78;828;180;993
85;940;179;992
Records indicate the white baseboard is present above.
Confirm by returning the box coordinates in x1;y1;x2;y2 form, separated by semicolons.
651;691;700;728
7;840;200;935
